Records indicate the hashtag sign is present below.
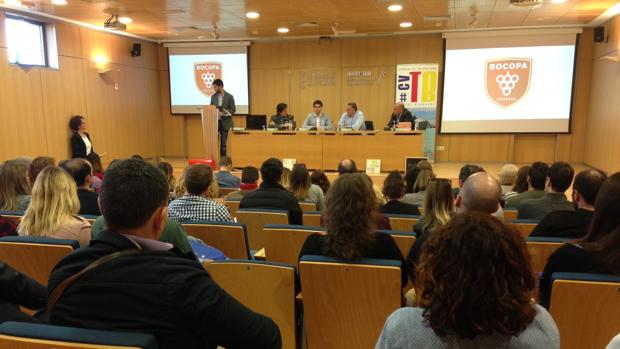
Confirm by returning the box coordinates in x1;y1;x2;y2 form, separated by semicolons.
399;93;407;102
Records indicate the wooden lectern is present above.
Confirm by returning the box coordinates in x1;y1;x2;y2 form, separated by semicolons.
199;106;220;164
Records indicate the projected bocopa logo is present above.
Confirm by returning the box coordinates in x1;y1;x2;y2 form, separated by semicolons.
485;58;532;108
194;62;222;97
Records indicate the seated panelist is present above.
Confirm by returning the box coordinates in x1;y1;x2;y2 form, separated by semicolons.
301;99;332;130
269;103;295;129
337;102;365;131
385;102;415;130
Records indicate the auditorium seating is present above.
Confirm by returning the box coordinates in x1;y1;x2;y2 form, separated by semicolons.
378;230;416;259
526;237;568;273
549;273;620;349
223;199;241;217
0;321;157;349
300;255;401;349
0;210;23;225
182;221;250;259
299;201;318;212
235;209;289;250
0;236;79;285
262;224;325;264
507;219;539;239
204;260;297;349
385;214;421;232
503;209;518;222
218;187;238;197
302;211;322;227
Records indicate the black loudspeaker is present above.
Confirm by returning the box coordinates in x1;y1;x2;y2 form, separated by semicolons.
131;43;141;57
594;26;605;43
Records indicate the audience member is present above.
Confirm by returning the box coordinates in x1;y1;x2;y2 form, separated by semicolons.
299;173;409;287
531;169;607;238
518;162;575;220
505;162;549;208
86;153;104;192
403;168;435;206
206;178;220;199
131;154;144;160
456;172;502;215
380;171;420;215
607;334;620;349
225;166;260;200
539;172;620;308
61;158;101;216
0;261;46;323
27;156;55;188
216;156;240;188
157;161;176;194
362;174;391;230
499;164;519;196
290;164;325;211
310;170;330;194
240;158;303;225
0;160;31;211
377;212;559;348
0;215;17;237
504;165;530;202
168;165;232;223
337;159;358;175
18;166;91;247
47;159;281;348
280;167;292;190
453;164;484;198
403;167;420;202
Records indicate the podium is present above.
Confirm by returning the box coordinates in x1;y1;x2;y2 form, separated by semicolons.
199;106;220;164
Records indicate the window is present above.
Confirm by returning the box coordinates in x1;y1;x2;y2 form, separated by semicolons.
5;15;47;66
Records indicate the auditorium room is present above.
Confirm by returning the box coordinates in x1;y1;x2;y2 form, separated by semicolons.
1;0;620;348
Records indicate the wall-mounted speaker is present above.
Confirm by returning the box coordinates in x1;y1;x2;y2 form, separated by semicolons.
594;26;605;43
131;43;142;57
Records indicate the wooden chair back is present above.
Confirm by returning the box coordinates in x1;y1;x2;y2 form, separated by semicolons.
263;224;325;265
549;273;620;349
526;237;568;273
205;261;297;349
385;214;420;232
235;209;289;250
302;212;322;227
182;221;250;259
219;187;238;197
300;256;402;349
299;202;318;212
507;219;539;239
503;209;518;223
378;230;416;259
224;200;241;217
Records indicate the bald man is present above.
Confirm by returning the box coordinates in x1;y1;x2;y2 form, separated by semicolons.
456;172;502;214
337;159;358;175
385;102;415;130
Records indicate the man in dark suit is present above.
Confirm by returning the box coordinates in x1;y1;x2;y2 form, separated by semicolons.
518;162;575;220
385;102;415;130
61;158;101;216
209;79;236;157
531;169;607;239
269;102;295;129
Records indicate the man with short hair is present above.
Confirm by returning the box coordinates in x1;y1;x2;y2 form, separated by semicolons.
337;102;366;130
531;169;607;238
225;166;260;201
48;159;281;348
240;158;303;225
385;102;415;130
456;172;502;215
518;162;575;220
453;164;484;198
168;164;232;222
505;162;549;208
209;79;236;156
337;159;358;175
61;158;101;216
301;100;332;130
269;103;295;129
216;156;240;188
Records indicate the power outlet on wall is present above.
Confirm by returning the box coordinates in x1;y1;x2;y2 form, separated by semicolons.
436;145;445;151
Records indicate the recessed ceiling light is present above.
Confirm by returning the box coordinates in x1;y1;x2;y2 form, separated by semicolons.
246;11;260;19
388;4;403;12
118;16;133;24
277;27;289;33
399;21;413;28
52;0;67;5
4;0;23;6
550;0;566;3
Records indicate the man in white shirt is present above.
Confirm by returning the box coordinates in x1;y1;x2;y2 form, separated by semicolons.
301;100;333;130
337;102;366;130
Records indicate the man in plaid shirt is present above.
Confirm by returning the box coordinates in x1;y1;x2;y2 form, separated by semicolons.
168;165;233;223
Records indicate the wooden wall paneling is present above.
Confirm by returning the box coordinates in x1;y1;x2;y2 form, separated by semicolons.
159;71;186;156
40;56;88;161
446;135;511;162
289;39;342;68
249;68;290;116
555;134;572;162
395;35;444;64
0;49;48;159
290;67;341;122
341;37;397;67
339;66;396;128
434;134;450;162
54;22;82;59
250;42;291;69
79;27;157;70
144;69;165;157
0;11;6;48
513;135;556;164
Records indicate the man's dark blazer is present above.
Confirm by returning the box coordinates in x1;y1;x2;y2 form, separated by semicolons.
210;91;236;131
70;132;94;159
386;109;415;129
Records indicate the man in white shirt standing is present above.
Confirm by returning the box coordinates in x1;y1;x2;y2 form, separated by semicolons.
337;102;366;131
301;100;333;130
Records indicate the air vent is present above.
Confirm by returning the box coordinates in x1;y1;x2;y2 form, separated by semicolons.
509;0;543;8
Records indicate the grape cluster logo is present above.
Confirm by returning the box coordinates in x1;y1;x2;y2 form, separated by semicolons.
194;62;222;97
485;58;532;108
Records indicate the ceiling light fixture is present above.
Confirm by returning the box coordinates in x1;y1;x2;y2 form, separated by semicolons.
277;27;289;33
104;14;127;31
399;21;412;28
118;16;132;24
550;0;566;3
52;0;67;5
388;4;403;12
246;11;260;19
3;0;23;6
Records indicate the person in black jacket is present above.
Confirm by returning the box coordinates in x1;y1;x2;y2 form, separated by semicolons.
0;261;46;323
69;115;96;159
47;159;281;349
380;171;420;216
385;102;415;130
60;158;101;216
240;158;303;225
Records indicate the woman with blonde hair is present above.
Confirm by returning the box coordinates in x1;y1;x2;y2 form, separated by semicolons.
0;160;31;211
499;163;519;196
18;166;91;247
290;164;325;211
403;168;436;207
280;167;292;190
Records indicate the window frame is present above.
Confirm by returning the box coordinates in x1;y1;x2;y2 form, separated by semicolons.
5;13;49;67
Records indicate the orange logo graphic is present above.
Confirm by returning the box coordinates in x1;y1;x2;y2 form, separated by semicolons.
485;58;532;108
194;61;222;97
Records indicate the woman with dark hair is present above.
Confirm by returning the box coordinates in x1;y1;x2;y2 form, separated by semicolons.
158;161;176;194
27;156;55;188
69;115;96;159
299;173;408;287
380;171;420;215
290;164;325;211
310;170;330;194
504;165;530;202
0;160;31;211
404;167;420;195
377;212;559;348
539;172;620;308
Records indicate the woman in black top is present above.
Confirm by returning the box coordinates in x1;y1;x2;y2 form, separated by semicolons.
0;261;46;323
299;173;409;287
69;115;96;159
539;172;620;308
379;171;421;216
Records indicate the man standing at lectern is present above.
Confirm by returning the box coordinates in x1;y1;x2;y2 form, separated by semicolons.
210;79;236;156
